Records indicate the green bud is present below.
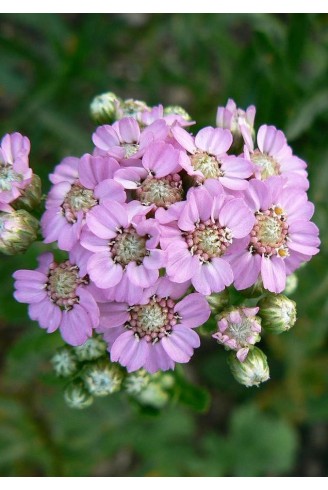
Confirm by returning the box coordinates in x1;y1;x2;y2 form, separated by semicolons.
206;289;230;314
0;209;39;255
51;346;78;378
258;293;297;334
164;105;192;121
124;369;150;395
82;360;123;397
284;273;298;296
12;174;42;212
90;92;122;124
64;380;94;409
117;98;150;120
228;347;270;387
73;335;107;362
136;381;169;409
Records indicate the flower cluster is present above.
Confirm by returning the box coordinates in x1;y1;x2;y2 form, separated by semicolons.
10;93;320;389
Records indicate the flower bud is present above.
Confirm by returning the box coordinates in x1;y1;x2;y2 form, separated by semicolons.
90;92;122;124
164;105;192;122
136;381;170;409
116;98;150;120
213;307;261;362
258;293;297;334
0;209;39;255
206;289;230;314
124;369;150;395
73;335;107;362
284;273;298;296
228;347;270;387
64;380;94;409
51;346;78;378
12;174;42;212
82;360;123;397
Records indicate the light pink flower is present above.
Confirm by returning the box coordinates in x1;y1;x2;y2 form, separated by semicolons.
13;250;100;346
0;132;32;204
216;99;256;146
212;307;261;362
92;116;168;160
114;141;184;210
243;124;309;189
226;177;320;293
81;200;166;303
172;125;253;190
159;185;255;295
41;154;125;251
97;277;210;373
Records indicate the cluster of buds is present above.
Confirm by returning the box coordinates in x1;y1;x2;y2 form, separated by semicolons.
8;92;320;400
51;335;175;409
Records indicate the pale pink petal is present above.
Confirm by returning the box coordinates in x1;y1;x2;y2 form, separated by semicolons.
88;253;123;289
195;127;232;155
174;293;211;328
60;306;93;346
219;198;255;238
261;256;286;293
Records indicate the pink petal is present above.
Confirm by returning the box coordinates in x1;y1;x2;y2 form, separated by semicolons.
88;253;123;289
174;293;211;328
195;127;232;155
219;198;255;238
60;306;93;346
261;256;286;293
191;258;233;295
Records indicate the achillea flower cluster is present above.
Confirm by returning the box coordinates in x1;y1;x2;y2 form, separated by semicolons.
11;95;320;385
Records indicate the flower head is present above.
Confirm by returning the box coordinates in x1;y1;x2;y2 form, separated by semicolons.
97;277;210;373
213;307;261;361
0;132;32;204
0;207;39;255
13;250;100;346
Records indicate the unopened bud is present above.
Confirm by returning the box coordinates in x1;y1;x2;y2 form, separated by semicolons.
284;273;298;296
12;174;42;212
0;209;39;255
213;307;261;362
64;380;94;409
124;369;150;395
228;347;270;387
164;105;192;122
82;360;123;397
73;335;107;362
258;293;297;334
51;346;78;378
90;92;121;124
136;381;169;409
116;98;150;120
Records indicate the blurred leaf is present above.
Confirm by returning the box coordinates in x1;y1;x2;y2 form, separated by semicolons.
285;89;328;140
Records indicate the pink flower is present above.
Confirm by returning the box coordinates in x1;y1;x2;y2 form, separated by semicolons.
0;132;32;204
80;200;166;303
41;154;125;251
114;141;183;210
138;104;194;128
212;307;261;362
216;99;256;149
97;278;210;373
13;250;100;346
92;116;168;160
242;124;309;189
159;185;255;295
172;125;253;190
226;177;320;293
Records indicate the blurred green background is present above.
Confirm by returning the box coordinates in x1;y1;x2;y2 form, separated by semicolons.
0;13;327;476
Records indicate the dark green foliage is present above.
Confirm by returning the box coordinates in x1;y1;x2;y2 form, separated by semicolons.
0;13;327;476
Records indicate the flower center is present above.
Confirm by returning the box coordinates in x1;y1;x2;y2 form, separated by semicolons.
135;174;183;208
249;207;289;257
191;152;223;179
111;226;147;267
0;164;22;191
62;183;98;224
226;318;255;346
46;261;88;309
251;150;280;179
122;143;139;158
126;296;178;343
184;220;233;262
